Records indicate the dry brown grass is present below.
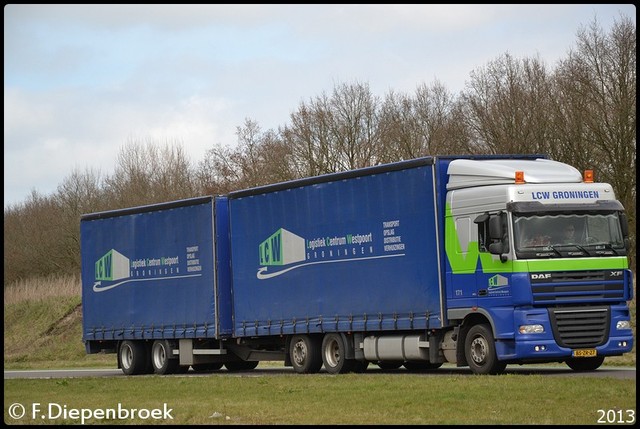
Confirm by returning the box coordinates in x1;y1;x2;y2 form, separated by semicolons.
4;273;81;304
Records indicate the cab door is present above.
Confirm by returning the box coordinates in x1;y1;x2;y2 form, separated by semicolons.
474;211;515;306
445;215;479;309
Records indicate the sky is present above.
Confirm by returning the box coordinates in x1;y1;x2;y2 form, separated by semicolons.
4;4;636;208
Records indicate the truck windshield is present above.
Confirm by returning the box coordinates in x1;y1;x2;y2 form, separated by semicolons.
513;212;625;258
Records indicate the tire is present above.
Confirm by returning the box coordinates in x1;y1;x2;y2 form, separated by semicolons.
321;333;354;374
225;361;260;371
191;362;223;372
119;340;149;375
403;361;443;372
377;361;403;370
289;334;322;374
151;340;178;375
565;356;605;371
464;324;507;375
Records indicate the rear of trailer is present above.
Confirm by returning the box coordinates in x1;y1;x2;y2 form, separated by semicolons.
81;196;233;374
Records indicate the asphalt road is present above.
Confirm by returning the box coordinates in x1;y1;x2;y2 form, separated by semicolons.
4;365;636;380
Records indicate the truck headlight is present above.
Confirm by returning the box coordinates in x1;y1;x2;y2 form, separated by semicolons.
519;324;544;334
616;320;631;330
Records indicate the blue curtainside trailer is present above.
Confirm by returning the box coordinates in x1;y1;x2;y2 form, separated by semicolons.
81;196;237;336
228;158;443;337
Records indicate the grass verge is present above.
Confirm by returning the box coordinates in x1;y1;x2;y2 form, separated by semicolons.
4;373;637;425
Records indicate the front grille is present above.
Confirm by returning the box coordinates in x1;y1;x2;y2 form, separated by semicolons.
549;306;610;348
530;270;625;304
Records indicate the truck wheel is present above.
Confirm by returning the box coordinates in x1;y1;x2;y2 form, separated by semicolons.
151;340;178;375
289;334;322;374
565;356;605;371
322;333;354;374
225;361;259;371
464;324;507;375
119;340;149;375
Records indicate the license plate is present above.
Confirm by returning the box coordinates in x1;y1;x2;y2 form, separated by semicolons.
572;349;597;357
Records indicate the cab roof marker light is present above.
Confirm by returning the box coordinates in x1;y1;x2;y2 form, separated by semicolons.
584;170;594;183
515;171;525;184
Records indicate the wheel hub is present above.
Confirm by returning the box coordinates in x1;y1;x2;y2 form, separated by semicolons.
293;341;307;365
470;337;487;364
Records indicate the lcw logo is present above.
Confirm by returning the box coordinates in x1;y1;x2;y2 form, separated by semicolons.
259;228;305;266
95;249;129;281
259;229;284;266
488;274;508;289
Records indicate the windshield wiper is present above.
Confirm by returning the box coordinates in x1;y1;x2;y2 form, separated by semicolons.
544;245;563;257
587;242;620;256
571;244;591;255
548;243;592;257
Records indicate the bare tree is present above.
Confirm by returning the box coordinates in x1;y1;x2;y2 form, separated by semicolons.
150;143;198;199
461;53;554;155
552;15;636;268
377;89;423;161
379;81;473;161
329;81;381;170
260;128;297;184
104;138;197;208
198;142;238;195
103;141;153;207
413;81;465;155
282;81;381;176
283;93;339;177
53;168;106;277
4;191;62;283
198;119;294;193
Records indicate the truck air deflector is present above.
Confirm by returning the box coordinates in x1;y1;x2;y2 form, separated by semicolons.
446;158;581;190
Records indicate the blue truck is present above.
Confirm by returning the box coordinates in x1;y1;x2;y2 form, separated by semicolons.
81;155;634;375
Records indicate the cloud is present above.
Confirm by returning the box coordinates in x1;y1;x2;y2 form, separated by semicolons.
3;4;636;208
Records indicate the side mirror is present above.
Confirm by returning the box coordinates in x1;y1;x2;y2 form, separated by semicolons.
488;242;502;254
620;213;630;251
489;216;503;241
475;212;508;262
620;212;629;236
